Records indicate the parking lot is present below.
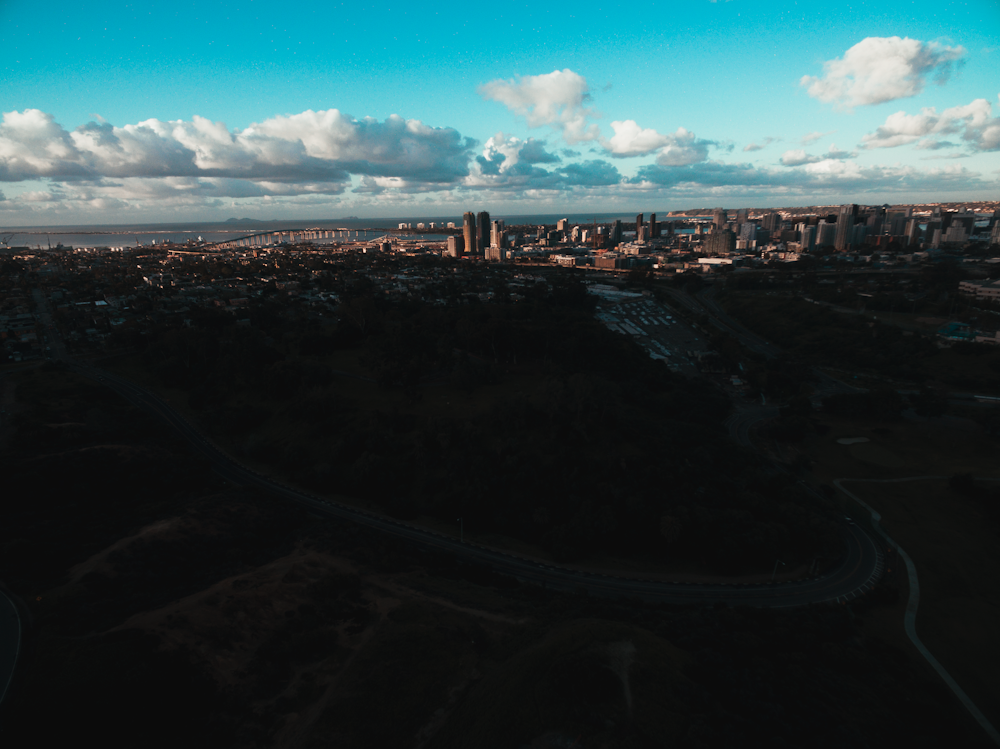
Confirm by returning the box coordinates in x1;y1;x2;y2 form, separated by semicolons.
594;297;711;377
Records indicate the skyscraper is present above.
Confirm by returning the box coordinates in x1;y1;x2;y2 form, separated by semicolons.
610;219;623;244
736;208;748;226
463;212;477;256
476;211;490;256
557;218;569;232
447;235;464;258
490;219;506;248
713;208;727;228
834;204;858;251
801;225;816;251
762;212;781;232
636;213;644;239
649;213;658;239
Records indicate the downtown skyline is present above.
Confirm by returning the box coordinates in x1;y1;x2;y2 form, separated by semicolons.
2;0;999;224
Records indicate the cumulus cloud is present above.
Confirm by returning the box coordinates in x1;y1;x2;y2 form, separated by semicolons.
478;69;600;143
601;120;671;157
861;96;1000;150
780;149;820;166
477;132;560;176
801;37;965;108
0;108;475;188
654;128;713;166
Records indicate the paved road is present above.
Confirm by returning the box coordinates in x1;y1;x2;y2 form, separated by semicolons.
66;362;883;608
835;477;1000;745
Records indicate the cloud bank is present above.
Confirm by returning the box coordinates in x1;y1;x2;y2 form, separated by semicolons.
861;95;1000;151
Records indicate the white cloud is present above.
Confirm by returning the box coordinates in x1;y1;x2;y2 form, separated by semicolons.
861;96;1000;151
743;137;778;152
801;130;834;145
0;108;474;187
478;69;600;143
601;120;671;157
780;149;820;166
800;37;965;108
654;128;713;166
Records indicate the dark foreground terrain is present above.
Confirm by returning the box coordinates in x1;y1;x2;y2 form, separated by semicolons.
0;365;988;748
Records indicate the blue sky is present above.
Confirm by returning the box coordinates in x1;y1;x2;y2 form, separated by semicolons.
2;0;998;224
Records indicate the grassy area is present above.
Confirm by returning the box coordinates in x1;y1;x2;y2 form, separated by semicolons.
802;414;1000;736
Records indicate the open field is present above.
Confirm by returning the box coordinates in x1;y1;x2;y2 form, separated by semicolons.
803;414;1000;735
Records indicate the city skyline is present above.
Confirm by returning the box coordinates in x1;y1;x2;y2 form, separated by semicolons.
2;0;999;225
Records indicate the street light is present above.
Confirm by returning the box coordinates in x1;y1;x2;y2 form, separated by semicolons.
771;559;785;582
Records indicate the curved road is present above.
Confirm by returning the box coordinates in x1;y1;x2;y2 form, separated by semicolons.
835;477;1000;745
66;362;882;608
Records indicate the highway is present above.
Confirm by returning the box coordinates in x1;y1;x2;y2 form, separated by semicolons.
64;361;884;608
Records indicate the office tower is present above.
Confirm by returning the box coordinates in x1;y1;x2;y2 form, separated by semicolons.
557;218;569;232
801;225;816;251
571;225;581;242
739;222;757;242
637;225;647;243
713;208;727;228
816;221;836;247
476;211;490;256
536;226;544;240
636;213;644;238
736;208;748;226
611;219;623;244
649;213;658;239
463;212;477;256
762;212;781;232
851;223;868;248
704;228;736;255
447;235;464;258
834;204;858;251
905;219;921;246
490;219;506;248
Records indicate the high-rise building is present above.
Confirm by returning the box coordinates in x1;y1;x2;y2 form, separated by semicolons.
704;228;736;255
649;213;658;239
990;222;1000;246
490;219;506;248
476;211;490;256
736;208;749;226
557;218;569;232
834;204;858;251
713;208;727;228
905;219;921;246
447;235;465;258
571;225;581;242
801;225;816;251
636;213;644;238
816;221;836;247
762;212;781;232
610;219;623;244
463;212;477;256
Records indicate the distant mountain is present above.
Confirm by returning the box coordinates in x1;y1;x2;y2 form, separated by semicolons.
224;218;268;226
